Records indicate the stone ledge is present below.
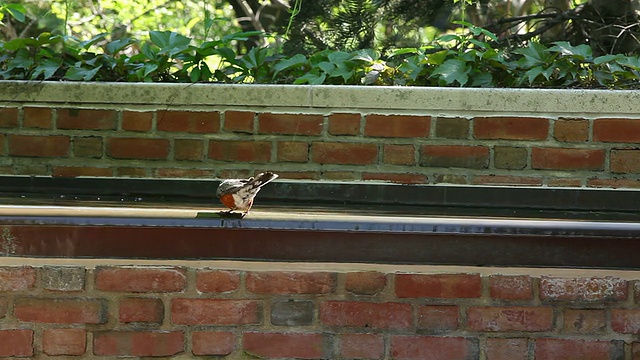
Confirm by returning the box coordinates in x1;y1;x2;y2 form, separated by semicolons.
2;81;640;117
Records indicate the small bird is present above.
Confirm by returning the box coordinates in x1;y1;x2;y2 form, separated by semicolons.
216;172;278;217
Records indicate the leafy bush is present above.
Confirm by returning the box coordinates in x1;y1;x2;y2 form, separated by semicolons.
1;23;639;88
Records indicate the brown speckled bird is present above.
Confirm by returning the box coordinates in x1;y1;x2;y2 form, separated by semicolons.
216;172;278;216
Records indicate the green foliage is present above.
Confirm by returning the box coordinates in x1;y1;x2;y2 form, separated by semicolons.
1;26;639;89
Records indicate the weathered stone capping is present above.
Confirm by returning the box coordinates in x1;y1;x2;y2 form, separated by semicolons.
1;264;640;358
1;81;640;187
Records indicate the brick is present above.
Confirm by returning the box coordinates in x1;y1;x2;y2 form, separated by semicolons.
340;334;384;359
95;267;186;292
391;336;477;360
14;298;106;323
12;164;48;176
531;147;605;170
395;273;482;298
171;298;260;325
328;113;360;135
434;173;468;184
474;116;548;140
192;331;235;356
93;331;184;357
117;167;148;177
277;141;309;162
224;110;254;133
383;144;415;165
323;171;360;180
417;305;459;331
0;329;33;357
57;109;117;130
23;107;52;128
435;117;469;139
634;342;640;360
494;146;527;170
9;135;69;157
156;168;214;178
157;110;219;133
271;300;314;326
611;149;640;173
321;301;412;330
274;170;320;180
43;328;86;356
243;332;328;359
218;169;252;179
612;309;640;334
122;111;153;131
486;338;528;360
208;140;271;162
489;275;533;300
593;118;640;142
107;138;170;159
312;142;377;165
467;306;553;331
0;297;7;318
345;271;387;295
540;276;627;301
472;175;542;186
246;271;335;294
362;172;428;184
563;309;605;334
174;139;204;161
119;297;164;323
41;266;85;291
52;166;113;178
0;134;5;155
549;177;583;187
554;118;589;142
196;269;240;293
73;136;103;158
588;178;640;188
534;339;613;360
0;267;36;291
420;145;489;169
0;107;18;127
259;113;323;135
364;114;430;138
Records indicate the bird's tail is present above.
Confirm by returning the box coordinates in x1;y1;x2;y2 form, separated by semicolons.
246;172;278;190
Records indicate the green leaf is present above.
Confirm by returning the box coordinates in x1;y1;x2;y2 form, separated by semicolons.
549;41;592;60
272;54;308;76
514;42;550;67
105;38;134;55
471;72;494;87
190;67;201;82
617;56;640;70
4;3;26;23
327;51;351;63
317;61;336;74
432;59;469;86
64;65;102;81
149;31;191;56
294;72;326;85
216;47;237;63
351;49;376;62
221;30;265;43
524;67;544;83
426;50;450;66
31;59;60;80
594;54;625;65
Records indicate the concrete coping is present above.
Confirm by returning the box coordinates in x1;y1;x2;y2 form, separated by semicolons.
1;81;640;117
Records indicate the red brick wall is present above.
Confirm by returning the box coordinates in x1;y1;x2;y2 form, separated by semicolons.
2;107;640;187
0;265;639;358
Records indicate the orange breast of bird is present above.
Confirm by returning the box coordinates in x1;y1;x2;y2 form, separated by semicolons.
219;193;237;210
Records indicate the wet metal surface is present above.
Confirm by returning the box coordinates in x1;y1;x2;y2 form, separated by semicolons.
0;177;638;268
